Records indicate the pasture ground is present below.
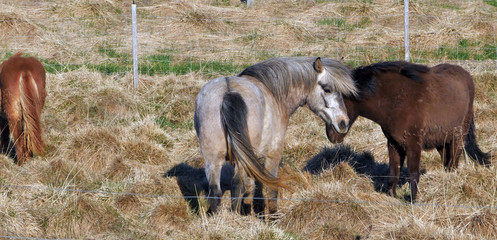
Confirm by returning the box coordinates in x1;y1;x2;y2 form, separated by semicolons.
0;0;496;239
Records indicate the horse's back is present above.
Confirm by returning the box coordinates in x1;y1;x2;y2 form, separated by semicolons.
361;62;475;148
425;64;474;114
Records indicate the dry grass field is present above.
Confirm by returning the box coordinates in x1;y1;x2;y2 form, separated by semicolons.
0;0;496;239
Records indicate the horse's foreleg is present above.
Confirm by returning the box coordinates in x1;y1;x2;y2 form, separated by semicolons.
386;141;403;197
406;144;421;202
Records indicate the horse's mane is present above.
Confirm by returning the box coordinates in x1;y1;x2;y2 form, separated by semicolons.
352;61;430;98
239;57;355;101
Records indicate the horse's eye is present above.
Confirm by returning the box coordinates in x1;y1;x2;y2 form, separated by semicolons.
319;82;332;93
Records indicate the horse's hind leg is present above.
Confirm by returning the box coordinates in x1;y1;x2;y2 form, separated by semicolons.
231;168;254;215
264;154;281;219
437;143;451;170
205;156;224;214
450;138;464;169
443;137;464;171
253;180;265;219
5;101;27;165
406;143;422;202
0;116;10;154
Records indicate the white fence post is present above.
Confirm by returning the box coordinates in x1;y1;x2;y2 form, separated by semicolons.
132;1;139;88
404;0;410;62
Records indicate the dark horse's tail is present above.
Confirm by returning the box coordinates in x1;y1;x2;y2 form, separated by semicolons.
220;91;287;190
465;119;491;166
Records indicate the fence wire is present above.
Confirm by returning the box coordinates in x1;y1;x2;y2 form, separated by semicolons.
1;183;496;211
0;3;495;77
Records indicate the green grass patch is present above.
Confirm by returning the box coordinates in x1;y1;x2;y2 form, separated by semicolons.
155;116;193;130
99;47;130;59
39;52;249;76
318;18;353;30
436;39;497;60
317;17;370;30
31;39;497;77
484;0;497;8
41;59;82;73
140;54;249;76
433;3;461;10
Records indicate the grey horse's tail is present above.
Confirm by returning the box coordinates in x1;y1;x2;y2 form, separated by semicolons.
220;90;287;190
464;118;491;166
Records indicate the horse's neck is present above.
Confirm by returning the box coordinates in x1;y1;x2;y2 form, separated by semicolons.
282;86;308;116
344;98;360;124
351;96;386;126
244;75;308;116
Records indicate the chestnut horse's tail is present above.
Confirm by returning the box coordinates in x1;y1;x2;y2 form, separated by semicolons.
19;71;45;156
220;91;287;190
464;119;491;166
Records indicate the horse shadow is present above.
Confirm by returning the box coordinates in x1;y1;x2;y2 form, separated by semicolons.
165;145;427;213
303;144;426;200
164;162;234;213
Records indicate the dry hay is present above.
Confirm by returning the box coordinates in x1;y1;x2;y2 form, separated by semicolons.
0;0;496;239
43;195;118;238
383;219;471;240
49;0;124;19
0;12;37;34
0;196;42;237
106;156;133;181
419;164;497;207
148;200;191;234
280;181;374;240
451;210;497;237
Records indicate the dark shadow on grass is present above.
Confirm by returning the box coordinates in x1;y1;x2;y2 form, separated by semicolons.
164;162;234;213
303;144;425;196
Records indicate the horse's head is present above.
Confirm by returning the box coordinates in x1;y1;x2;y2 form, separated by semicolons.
307;57;354;135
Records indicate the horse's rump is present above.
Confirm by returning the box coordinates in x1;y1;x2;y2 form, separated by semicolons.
221;91;286;190
0;53;46;164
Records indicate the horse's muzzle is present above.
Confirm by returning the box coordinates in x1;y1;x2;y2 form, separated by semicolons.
326;123;347;143
338;120;348;133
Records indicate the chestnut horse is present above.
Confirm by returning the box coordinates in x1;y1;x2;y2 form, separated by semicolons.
327;61;490;201
0;53;47;166
195;57;357;217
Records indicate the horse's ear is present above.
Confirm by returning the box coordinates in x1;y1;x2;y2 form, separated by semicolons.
313;57;324;73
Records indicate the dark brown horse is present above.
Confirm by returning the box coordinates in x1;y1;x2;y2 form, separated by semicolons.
326;61;490;201
0;53;47;166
